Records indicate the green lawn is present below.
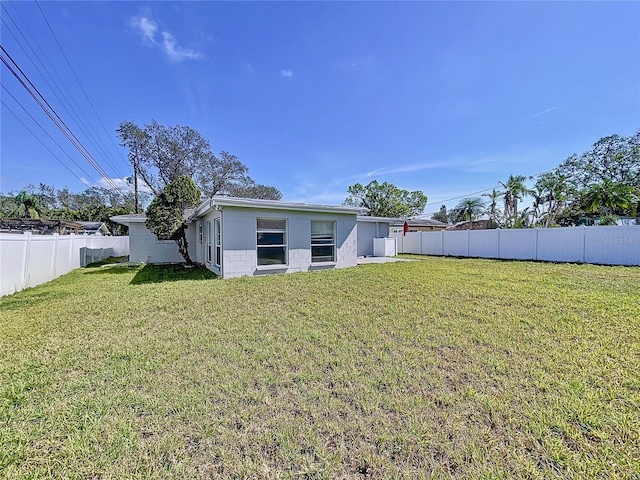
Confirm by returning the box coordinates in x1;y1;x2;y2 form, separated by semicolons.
1;257;639;479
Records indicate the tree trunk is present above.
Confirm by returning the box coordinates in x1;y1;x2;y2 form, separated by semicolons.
175;226;193;265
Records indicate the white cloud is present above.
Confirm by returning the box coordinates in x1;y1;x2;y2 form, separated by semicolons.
130;16;158;45
281;69;293;77
161;32;202;62
129;14;202;62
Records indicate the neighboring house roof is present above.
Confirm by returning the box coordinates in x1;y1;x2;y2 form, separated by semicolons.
446;219;497;230
0;218;84;234
77;221;111;235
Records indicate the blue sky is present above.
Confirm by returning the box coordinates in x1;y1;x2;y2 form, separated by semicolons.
1;1;638;215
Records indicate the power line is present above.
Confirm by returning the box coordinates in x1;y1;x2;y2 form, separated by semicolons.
2;98;90;186
1;44;122;192
1;3;127;178
2;84;96;181
423;167;560;208
34;0;131;172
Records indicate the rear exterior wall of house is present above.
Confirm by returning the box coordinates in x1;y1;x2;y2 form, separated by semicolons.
213;207;358;278
128;222;197;264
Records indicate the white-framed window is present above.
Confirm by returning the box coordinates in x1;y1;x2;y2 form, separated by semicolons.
257;218;287;266
198;222;203;243
311;220;335;263
206;221;212;263
214;217;221;267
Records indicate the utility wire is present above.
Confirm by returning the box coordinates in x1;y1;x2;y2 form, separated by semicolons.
1;3;127;177
423;167;560;208
1;44;122;191
2;84;96;181
2;98;90;185
34;0;131;172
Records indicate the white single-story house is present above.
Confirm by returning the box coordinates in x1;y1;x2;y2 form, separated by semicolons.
112;196;380;279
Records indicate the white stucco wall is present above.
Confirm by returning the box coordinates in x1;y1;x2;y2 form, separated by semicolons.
217;207;358;278
357;220;390;257
128;222;197;263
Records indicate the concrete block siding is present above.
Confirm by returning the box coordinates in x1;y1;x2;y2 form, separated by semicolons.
128;223;196;264
218;207;357;278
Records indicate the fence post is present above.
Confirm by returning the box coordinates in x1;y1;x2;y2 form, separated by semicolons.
50;233;59;280
582;225;586;263
535;228;539;261
441;230;445;256
22;232;32;290
69;234;74;271
467;229;471;257
497;229;501;259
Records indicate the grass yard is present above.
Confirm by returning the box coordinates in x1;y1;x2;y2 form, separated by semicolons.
1;257;639;479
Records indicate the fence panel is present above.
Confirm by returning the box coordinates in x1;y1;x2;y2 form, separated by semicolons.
0;234;29;298
468;229;500;258
403;232;422;254
0;234;130;297
421;231;443;255
443;231;469;257
499;229;537;260
584;226;640;266
537;227;585;263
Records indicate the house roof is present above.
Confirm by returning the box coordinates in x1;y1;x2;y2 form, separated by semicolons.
356;215;394;223
111;209;195;226
110;213;146;225
388;218;448;227
111;198;364;226
193;196;367;217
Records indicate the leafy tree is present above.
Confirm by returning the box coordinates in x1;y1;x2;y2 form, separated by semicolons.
582;179;635;216
0;193;18;217
431;205;449;224
145;175;201;264
558;131;640;190
10;191;47;219
454;197;485;229
228;182;282;200
343;180;427;217
117;120;281;200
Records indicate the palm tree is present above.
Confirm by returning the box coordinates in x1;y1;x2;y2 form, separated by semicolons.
482;189;502;226
533;172;569;227
455;197;485;230
10;191;46;219
583;179;634;216
499;174;531;228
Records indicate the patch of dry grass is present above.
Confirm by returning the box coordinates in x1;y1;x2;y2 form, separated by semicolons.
1;258;639;478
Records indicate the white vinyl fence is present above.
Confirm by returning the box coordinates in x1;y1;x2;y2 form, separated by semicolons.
0;233;129;297
392;225;640;266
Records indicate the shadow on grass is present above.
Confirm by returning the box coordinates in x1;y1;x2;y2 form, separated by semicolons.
1;289;72;311
130;264;219;285
82;263;142;275
85;256;129;268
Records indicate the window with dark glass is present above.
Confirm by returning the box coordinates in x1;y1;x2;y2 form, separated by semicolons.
311;220;335;263
257;218;287;266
